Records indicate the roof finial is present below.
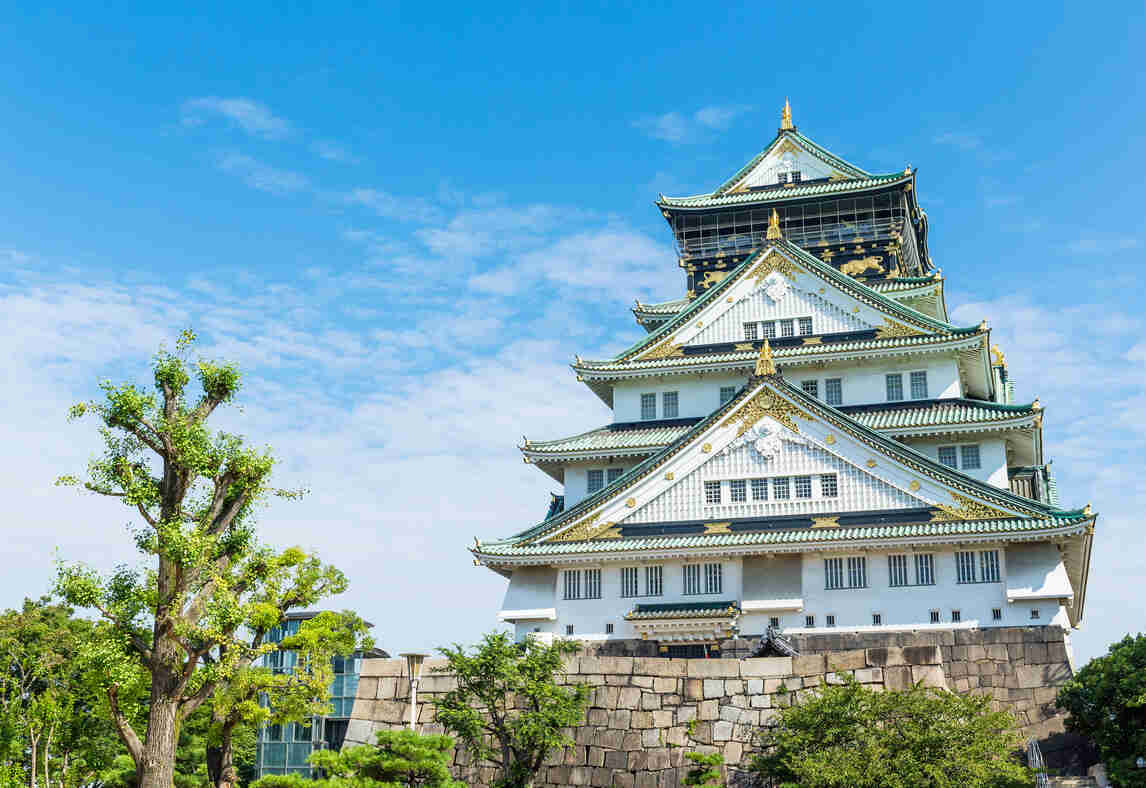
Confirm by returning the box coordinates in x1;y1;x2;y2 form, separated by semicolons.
780;97;794;131
754;338;776;377
766;208;783;240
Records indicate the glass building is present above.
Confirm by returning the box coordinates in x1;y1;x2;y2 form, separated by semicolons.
254;611;386;778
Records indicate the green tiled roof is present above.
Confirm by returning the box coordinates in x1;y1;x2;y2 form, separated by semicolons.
869;276;943;294
708;130;871;197
634;297;690;316
626;601;740;620
476;515;1090;557
659;173;909;209
525;423;695;457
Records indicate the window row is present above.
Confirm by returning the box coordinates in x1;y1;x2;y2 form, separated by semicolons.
886;370;929;401
587;467;626;494
743;317;813;341
800;377;843;406
801;606;1032;628
827;550;1000;590
563;563;722;600
639;391;679;420
938;444;981;470
705;474;838;505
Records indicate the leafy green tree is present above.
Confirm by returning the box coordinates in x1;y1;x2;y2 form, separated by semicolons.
54;331;348;788
750;676;1031;788
249;729;463;788
434;633;588;788
682;750;723;786
1056;633;1146;787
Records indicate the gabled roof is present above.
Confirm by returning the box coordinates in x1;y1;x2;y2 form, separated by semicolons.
659;172;911;210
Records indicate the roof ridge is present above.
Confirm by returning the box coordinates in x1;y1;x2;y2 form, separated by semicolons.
706;130;871;198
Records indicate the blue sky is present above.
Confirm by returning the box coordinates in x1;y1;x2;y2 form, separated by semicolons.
1;2;1144;666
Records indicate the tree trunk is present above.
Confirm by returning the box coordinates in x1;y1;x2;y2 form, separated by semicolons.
29;733;38;788
212;717;239;788
136;653;183;788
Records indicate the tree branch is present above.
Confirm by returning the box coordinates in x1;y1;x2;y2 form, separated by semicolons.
107;684;144;766
90;601;153;663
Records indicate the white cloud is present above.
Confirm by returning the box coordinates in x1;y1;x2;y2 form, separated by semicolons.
181;97;291;139
217;153;308;195
312;140;360;163
344;188;440;224
634;105;753;144
1067;238;1140;254
933;131;983;151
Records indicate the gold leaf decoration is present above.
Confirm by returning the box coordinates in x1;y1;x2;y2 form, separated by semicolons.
754;339;776;376
930;492;1012;523
704;522;732;535
909;480;921;492
701;443;712;453
720;388;811;436
625;497;636;508
640;338;685;360
866;459;877;468
802;337;822;345
664;471;675;480
811;516;840;529
549;511;603;542
824;434;836;445
875;318;923;339
748;250;800;286
734;343;754;352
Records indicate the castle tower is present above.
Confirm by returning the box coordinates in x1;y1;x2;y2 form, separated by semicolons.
473;103;1094;659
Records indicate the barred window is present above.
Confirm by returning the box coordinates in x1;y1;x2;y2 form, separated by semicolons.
585;569;601;599
955;551;977;584
798;317;813;336
979;550;1000;583
640;393;657;420
743;322;759;341
826;614;837;628
762;321;777;339
951;609;961;623
938;446;958;468
773;477;790;499
780;318;795;337
961;445;981;470
662;391;679;419
805;615;815;628
910;370;929;399
1030;609;1040;620
888;554;909;587
621;567;639;598
794;475;812;498
566;624;574;635
848;556;867;588
915;553;935;585
683;564;702;595
930;610;941;624
769;616;780;628
729;479;747;502
645;565;663;596
704;563;722;594
704;481;722;505
607;468;624;484
719;386;738;405
992;608;1002;621
886;373;904;401
791;171;802;183
605;623;614;634
872;613;882;626
562;570;581;600
824;557;845;590
587;470;604;494
751;478;768;500
777;172;789;184
801;380;819;398
825;378;843;406
820;474;838;497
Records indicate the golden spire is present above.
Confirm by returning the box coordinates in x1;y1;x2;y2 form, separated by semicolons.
754;338;776;376
780;97;794;131
765;208;783;240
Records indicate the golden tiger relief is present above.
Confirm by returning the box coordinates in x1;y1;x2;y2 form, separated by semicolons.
839;256;884;277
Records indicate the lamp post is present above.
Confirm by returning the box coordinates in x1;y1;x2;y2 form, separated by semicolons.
399;652;429;731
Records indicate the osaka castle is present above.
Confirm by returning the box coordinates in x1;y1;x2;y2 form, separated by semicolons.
471;101;1095;656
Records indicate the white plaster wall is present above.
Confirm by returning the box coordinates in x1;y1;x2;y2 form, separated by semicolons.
905;437;1008;488
501;567;557;611
612;375;747;422
1005;543;1073;600
562;462;634;508
738;148;839;189
789;355;962;407
691;287;870;345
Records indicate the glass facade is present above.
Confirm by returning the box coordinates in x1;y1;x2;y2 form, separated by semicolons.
254;617;365;778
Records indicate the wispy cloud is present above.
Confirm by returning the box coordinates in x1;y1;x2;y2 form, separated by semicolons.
344;188;440;224
312;140;360;164
634;105;753;144
217;153;308;194
1067;238;1140;254
181;97;292;139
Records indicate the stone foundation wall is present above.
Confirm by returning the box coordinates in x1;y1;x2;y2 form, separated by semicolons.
346;626;1085;786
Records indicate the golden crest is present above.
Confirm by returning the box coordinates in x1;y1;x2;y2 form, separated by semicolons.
664;472;675;481
704;522;732;535
930;492;1012;523
549;511;620;543
702;443;712;453
625;498;636;508
840;256;884;277
639;338;685;360
909;480;921;492
824;434;836;445
720;388;811;436
866;459;877;468
811;517;840;529
875;318;924;339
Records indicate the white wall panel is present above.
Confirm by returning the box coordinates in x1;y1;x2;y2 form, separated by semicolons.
690;287;871;345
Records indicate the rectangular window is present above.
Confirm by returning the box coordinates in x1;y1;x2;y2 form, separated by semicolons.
1030;609;1040;620
704;563;723;594
769;616;780;629
910;370;929;399
762;321;777;339
605;622;614;634
621;567;639;598
955;551;977;584
644;566;663;597
585;570;602;599
794;475;812;498
743;322;759;341
791;171;802;183
729;479;746;502
888;554;909;587
886;373;904;401
267;724;283;742
848;556;868;589
872;613;882;626
798;317;813;336
562;570;581;600
662;391;679;419
801;380;819;398
773;477;790;499
951;610;962;623
826;614;837;628
979;550;1000;583
914;553;935;586
805;615;815;628
751;478;768;500
683;564;702;595
777;172;789;184
824;557;845;590
992;608;1002;621
566;624;574;635
825;378;843;406
587;470;604;494
820;474;838;498
719;386;737;405
780;318;795;337
930;610;941;624
640;393;657;420
607;468;624;484
938;446;958;468
961;445;981;470
704;481;722;505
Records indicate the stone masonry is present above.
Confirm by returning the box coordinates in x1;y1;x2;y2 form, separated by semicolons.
345;626;1084;786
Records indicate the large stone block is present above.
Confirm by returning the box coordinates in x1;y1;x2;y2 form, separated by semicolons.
713;720;734;741
1025;643;1049;664
827;650;866;671
792;654;826;675
604;750;628;770
598;656;635;674
640;692;661;710
635;657;686;677
647;748;671;770
903;645;942;665
1017;663;1072;689
631;675;655;689
610;709;631;729
864;647;905;666
676;705;697;724
740;657;793;677
652;677;677;693
684;678;703;700
360;658;405;677
618;687;642;709
687;660;740;678
854;667;884;684
703;679;725;699
911;665;946;688
697;700;719;720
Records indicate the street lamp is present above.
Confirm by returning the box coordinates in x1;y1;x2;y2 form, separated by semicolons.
1136;755;1145;769
399;653;429;731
